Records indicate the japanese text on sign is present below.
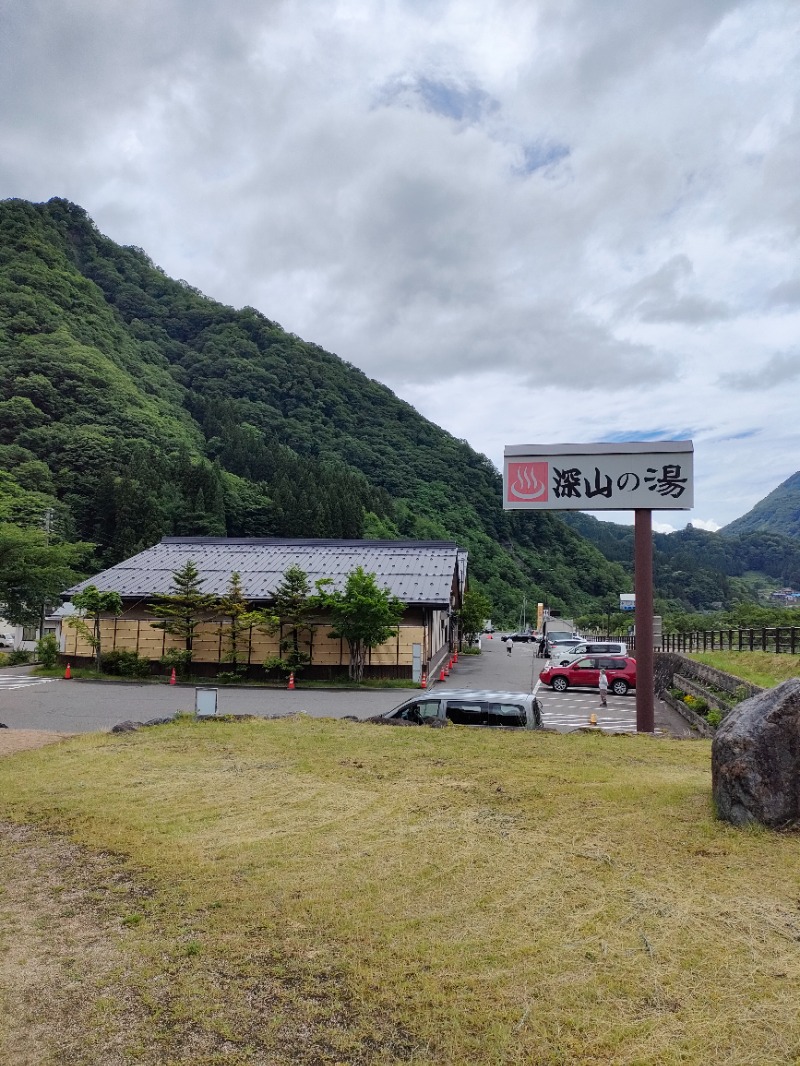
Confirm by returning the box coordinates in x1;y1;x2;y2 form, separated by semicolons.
504;443;694;511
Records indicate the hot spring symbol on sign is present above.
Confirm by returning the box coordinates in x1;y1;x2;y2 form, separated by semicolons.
507;462;549;503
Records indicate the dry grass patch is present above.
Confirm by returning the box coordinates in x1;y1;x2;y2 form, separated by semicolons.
1;717;799;1064
0;730;75;757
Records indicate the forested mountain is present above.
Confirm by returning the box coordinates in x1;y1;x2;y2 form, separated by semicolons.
0;196;631;622
721;471;800;539
562;511;800;611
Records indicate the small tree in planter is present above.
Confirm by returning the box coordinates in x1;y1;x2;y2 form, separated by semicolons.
262;565;316;680
316;567;405;683
149;560;217;676
67;585;123;672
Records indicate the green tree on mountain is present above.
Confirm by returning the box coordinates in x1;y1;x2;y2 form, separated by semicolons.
0;522;92;626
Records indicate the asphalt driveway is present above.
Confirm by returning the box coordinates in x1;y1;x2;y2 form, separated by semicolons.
0;639;694;737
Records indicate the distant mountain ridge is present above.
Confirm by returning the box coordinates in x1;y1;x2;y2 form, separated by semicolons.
721;471;800;539
561;504;800;607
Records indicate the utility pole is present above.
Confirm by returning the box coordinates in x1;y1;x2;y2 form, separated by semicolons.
38;508;53;641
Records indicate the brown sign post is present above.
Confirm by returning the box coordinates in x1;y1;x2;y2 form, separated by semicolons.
504;442;694;732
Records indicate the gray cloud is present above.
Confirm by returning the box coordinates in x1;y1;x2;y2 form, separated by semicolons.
614;255;732;324
720;351;800;390
765;278;800;308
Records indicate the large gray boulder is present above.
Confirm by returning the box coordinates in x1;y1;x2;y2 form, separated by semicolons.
712;678;800;827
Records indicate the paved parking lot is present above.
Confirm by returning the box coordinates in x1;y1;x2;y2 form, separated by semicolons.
0;641;693;737
434;636;692;736
0;668;417;733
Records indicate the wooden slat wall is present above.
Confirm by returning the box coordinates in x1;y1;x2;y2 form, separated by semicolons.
63;619;427;666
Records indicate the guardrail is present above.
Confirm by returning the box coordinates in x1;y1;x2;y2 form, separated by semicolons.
661;628;800;654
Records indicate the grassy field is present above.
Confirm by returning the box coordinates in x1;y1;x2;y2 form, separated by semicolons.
1;717;799;1064
686;651;800;689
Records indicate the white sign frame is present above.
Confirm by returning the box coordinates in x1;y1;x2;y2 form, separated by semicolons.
503;441;693;511
195;687;218;717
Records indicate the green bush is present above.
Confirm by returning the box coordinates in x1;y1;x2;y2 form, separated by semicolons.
160;648;193;678
7;649;31;666
100;650;152;678
682;693;709;713
706;709;723;728
0;651;7;667
36;633;60;668
216;670;245;685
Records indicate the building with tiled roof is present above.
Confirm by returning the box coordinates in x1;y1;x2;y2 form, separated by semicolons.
64;538;468;680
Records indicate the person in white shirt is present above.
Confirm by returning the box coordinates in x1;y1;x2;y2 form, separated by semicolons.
598;667;608;707
505;636;513;656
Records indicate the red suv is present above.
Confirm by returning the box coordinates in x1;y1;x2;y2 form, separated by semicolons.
540;656;636;695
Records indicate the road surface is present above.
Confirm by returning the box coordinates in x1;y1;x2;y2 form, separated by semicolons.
0;641;694;737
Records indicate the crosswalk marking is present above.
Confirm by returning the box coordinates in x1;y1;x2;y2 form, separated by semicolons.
0;676;59;691
538;690;664;734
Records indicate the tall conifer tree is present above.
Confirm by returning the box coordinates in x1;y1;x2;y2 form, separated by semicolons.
149;560;217;661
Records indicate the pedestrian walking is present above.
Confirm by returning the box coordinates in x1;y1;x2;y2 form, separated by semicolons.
505;635;513;656
598;667;608;708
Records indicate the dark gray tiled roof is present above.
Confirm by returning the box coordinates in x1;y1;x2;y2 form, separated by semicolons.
66;538;465;606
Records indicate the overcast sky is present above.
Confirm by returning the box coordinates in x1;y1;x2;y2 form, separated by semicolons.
3;0;798;532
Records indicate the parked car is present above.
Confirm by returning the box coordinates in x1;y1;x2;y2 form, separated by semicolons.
552;641;628;666
0;631;14;649
506;631;536;643
540;656;636;695
373;689;543;729
545;636;583;658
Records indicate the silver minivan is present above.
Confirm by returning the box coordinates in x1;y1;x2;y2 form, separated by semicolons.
553;641;628;666
375;688;542;729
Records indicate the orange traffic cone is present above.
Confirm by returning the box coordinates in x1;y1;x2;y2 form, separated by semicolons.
488;633;492;639
288;672;295;690
453;651;458;663
439;667;446;682
589;713;598;726
420;672;427;689
64;662;71;680
170;667;177;686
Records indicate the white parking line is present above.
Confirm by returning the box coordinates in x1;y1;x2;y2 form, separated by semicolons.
537;687;661;733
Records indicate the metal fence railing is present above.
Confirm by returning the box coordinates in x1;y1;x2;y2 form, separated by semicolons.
661;628;800;655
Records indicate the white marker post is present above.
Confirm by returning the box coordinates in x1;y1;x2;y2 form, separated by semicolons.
503;442;694;732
